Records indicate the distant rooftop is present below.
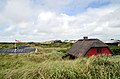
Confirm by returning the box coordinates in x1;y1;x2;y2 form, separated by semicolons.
104;39;120;43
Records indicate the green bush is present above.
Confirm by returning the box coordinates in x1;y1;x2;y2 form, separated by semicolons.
112;49;120;55
109;45;120;55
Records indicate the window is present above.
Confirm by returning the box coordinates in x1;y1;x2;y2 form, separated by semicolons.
97;48;102;53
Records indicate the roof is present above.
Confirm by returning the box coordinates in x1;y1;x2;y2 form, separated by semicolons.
67;39;108;57
104;40;120;43
0;46;36;53
0;48;36;53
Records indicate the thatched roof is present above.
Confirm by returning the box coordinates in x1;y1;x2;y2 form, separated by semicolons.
67;39;108;57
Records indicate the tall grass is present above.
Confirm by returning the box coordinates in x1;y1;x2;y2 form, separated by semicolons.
0;53;120;79
0;43;120;79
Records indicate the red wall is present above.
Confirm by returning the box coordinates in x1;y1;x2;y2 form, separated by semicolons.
85;47;112;57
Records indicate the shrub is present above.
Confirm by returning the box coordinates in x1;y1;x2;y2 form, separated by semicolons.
112;49;120;55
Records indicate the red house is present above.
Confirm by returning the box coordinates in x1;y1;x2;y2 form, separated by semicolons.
66;37;113;58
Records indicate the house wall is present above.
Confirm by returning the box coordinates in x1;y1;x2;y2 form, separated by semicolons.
86;47;112;56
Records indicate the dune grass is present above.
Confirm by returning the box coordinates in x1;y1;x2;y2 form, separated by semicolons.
0;43;120;79
0;51;120;79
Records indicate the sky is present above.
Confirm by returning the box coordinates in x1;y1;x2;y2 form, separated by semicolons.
0;0;120;42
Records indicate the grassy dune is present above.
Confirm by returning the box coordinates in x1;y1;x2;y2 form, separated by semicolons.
0;43;120;79
0;51;120;79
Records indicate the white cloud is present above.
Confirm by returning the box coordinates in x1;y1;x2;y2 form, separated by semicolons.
0;0;120;42
2;0;32;23
30;6;120;41
38;11;55;21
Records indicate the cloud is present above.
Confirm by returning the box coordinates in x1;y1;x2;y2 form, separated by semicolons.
99;8;120;28
1;0;33;23
27;6;120;41
0;0;120;42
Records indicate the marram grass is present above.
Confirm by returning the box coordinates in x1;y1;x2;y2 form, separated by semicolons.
0;52;120;79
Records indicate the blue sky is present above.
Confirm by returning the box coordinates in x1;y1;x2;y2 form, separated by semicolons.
62;0;111;15
0;0;120;42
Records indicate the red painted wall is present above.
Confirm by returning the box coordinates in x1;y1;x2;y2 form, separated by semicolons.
85;47;112;57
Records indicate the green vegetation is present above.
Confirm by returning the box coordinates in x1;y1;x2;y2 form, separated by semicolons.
0;43;120;79
0;53;120;79
34;42;73;48
109;45;120;55
0;43;15;49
